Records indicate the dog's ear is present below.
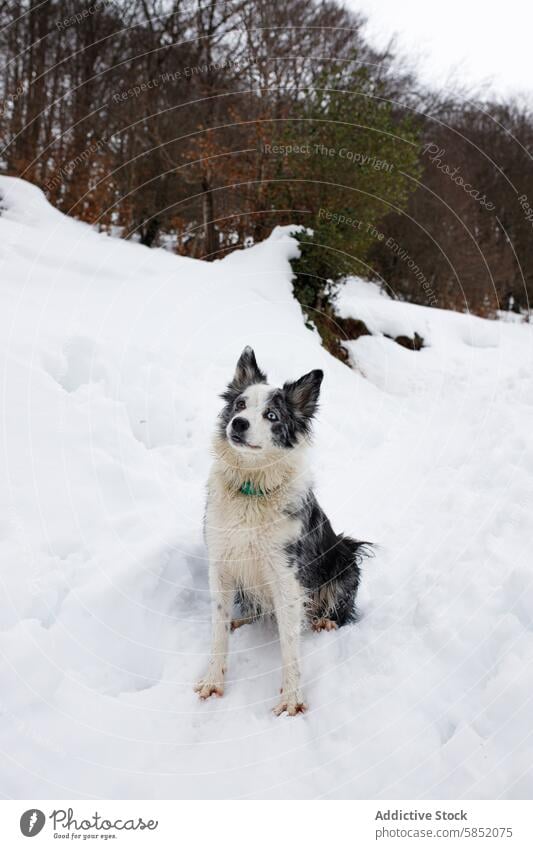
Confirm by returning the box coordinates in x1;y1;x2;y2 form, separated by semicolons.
283;369;323;421
222;346;267;401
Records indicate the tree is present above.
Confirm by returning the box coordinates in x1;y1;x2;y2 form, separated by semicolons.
271;58;421;314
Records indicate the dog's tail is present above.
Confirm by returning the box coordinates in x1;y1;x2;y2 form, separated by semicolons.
327;535;373;625
349;537;374;565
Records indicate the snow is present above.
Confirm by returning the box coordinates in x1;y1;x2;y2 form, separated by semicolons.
0;176;532;800
336;275;508;348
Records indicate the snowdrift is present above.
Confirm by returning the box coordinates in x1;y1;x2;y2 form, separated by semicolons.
0;177;532;799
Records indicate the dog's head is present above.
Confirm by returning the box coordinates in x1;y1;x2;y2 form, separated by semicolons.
218;346;323;456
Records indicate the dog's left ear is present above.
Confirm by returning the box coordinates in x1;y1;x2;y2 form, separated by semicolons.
283;369;323;420
222;346;267;401
233;346;266;387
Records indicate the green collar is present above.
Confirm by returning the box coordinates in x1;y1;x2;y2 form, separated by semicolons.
239;480;265;497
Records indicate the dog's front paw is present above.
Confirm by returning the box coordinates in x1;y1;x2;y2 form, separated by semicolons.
312;617;338;632
273;690;307;716
194;679;224;700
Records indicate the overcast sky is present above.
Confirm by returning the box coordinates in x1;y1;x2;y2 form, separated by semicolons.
349;0;531;98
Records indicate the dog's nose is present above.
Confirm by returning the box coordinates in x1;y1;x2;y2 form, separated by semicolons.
232;417;249;433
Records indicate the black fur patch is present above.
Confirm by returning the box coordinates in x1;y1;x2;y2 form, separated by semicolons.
265;389;301;448
285;490;370;626
282;370;323;443
267;370;323;448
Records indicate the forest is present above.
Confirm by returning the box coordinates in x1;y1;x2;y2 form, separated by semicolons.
1;0;532;321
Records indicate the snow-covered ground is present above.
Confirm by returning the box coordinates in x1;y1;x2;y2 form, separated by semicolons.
0;176;532;800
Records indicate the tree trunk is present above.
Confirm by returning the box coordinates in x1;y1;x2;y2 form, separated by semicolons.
140;216;160;247
202;177;217;258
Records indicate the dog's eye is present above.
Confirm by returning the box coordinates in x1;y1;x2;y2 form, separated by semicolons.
235;399;246;411
266;410;278;422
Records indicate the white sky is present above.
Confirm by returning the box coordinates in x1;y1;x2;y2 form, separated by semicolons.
349;0;532;98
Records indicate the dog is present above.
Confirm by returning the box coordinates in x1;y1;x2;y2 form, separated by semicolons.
195;346;370;715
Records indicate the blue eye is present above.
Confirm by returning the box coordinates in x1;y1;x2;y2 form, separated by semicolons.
266;410;278;422
236;399;246;410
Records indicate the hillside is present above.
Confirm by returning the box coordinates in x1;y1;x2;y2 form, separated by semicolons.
0;177;532;799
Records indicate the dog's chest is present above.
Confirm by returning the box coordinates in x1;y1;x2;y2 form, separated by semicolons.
206;489;300;578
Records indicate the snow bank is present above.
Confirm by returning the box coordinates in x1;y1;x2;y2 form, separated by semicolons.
0;177;532;799
337;276;503;348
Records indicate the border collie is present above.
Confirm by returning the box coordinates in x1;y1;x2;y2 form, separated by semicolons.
195;347;370;715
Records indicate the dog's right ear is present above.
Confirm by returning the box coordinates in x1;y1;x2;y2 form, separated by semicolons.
283;369;323;422
221;346;267;402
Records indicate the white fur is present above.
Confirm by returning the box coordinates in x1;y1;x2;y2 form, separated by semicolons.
195;386;312;715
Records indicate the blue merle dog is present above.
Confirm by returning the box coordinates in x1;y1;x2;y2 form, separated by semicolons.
195;347;369;715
